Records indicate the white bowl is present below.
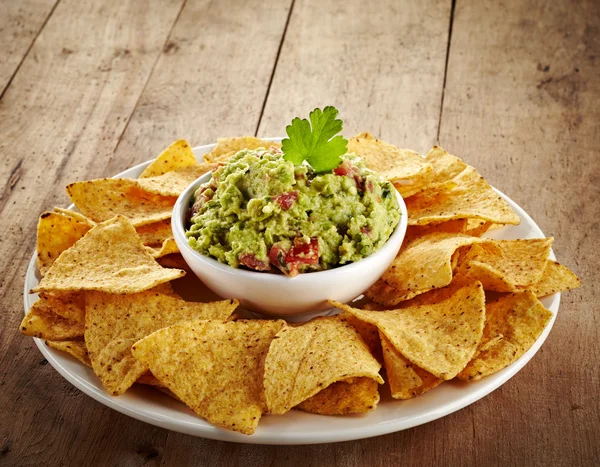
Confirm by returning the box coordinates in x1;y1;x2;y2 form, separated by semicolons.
172;172;408;317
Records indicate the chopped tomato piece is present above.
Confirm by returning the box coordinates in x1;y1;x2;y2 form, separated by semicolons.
274;191;298;210
239;254;270;271
287;238;319;265
333;160;356;177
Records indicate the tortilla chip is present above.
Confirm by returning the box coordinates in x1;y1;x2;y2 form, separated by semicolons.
66;178;176;226
137;164;212;197
33;216;184;294
457;239;553;292
85;290;238;396
403;219;469;245
380;333;442;399
330;280;486;380
136;219;173;245
131;319;285;434
347;135;432;197
458;291;552;381
422;146;468;190
297;377;380;414
46;339;91;367
342;312;383;363
140;139;198;178
464;219;493;237
20;298;84;340
204;137;281;163
136;372;164;387
146;238;179;258
38;291;85;324
521;260;581;297
370;233;488;305
36;210;94;276
264;315;383;415
156;253;191;271
405;166;520;226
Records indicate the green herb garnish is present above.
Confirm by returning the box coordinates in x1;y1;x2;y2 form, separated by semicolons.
282;106;348;172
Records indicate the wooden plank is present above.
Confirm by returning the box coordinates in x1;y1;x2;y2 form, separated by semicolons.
258;0;452;154
109;0;293;173
0;0;58;95
0;0;187;464
438;0;599;465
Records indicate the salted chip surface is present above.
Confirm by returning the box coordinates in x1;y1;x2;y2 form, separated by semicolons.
46;339;91;367
85;290;238;396
264;315;383;415
347;135;432;197
423;146;468;189
204;137;281;163
405;166;520;226
297;377;380;415
374;233;488;304
36;210;94;276
146;238;179;258
342;312;383;363
380;333;441;399
458;291;552;381
67;178;176;226
38;291;85;324
20;297;84;340
33;216;185;294
458;239;553;292
140;139;198;178
137;164;212;197
131;319;285;435
520;260;581;297
330;281;486;380
136;219;174;245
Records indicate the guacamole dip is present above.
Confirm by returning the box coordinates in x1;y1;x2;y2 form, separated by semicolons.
186;148;400;276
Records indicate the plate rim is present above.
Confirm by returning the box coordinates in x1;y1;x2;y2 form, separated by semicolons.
24;139;560;445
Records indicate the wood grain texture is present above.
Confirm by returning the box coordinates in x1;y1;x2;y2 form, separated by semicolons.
108;0;293;174
2;0;599;465
258;0;452;153
0;0;59;95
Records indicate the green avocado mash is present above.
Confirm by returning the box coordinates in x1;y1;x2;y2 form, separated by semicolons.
186;148;400;276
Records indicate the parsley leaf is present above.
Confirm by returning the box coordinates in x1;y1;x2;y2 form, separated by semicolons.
282;106;348;172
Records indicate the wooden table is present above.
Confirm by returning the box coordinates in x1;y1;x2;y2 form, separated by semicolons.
1;0;598;465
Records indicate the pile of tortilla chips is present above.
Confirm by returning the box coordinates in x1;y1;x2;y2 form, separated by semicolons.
21;136;580;435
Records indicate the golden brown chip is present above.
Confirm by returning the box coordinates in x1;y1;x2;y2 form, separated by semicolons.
66;179;176;227
20;298;84;340
33;216;185;294
458;291;552;381
85;290;238;396
136;372;164;387
296;377;380;415
422;146;468;190
370;233;488;305
330;280;486;380
140;139;198;178
403;219;469;245
342;312;383;363
156;253;191;271
405;166;520;226
137;164;212;197
347;135;433;197
131;319;285;435
46;339;91;367
457;238;553;292
36;210;94;276
38;291;85;324
380;333;442;399
136;219;173;245
204;137;281;163
264;315;383;415
520;260;581;297
146;238;179;258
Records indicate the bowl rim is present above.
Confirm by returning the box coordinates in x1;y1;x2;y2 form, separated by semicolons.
172;171;408;283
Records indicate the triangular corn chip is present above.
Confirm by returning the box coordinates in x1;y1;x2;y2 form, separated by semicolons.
20;297;84;340
131;319;285;434
458;291;552;381
85;291;238;396
406;166;520;226
380;333;442;399
330;281;486;380
46;339;91;367
296;377;380;414
140;139;198;178
263;315;383;415
66;179;176;226
36;210;94;275
136;164;212;197
520;260;581;297
33;216;185;294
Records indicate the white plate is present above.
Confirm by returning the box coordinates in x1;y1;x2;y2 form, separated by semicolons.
24;139;559;445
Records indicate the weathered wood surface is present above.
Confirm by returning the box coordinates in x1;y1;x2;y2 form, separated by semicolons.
0;0;58;94
1;0;598;465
